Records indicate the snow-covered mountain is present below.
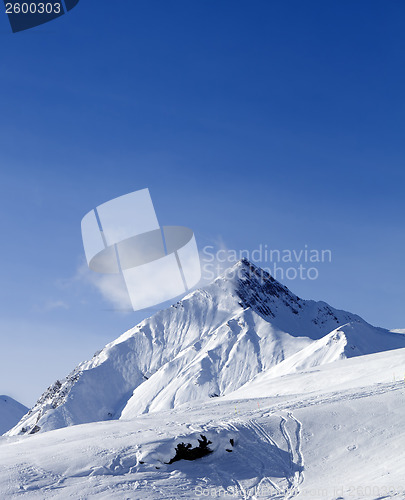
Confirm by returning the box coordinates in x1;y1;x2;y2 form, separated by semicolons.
1;347;404;499
7;259;405;436
0;396;28;435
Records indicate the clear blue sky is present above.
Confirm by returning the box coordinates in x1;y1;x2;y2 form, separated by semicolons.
0;0;404;406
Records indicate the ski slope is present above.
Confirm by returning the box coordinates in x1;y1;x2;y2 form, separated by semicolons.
2;260;404;498
0;347;404;499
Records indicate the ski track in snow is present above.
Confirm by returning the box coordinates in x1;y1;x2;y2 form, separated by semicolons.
278;413;303;499
248;380;404;420
201;384;403;499
17;464;64;493
281;412;304;498
288;412;304;487
247;419;288;496
8;382;402;499
1;377;404;499
237;413;305;499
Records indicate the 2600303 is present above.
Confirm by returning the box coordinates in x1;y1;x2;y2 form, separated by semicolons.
5;3;61;14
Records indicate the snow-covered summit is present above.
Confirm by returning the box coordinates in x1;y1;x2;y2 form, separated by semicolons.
7;259;405;436
0;395;28;435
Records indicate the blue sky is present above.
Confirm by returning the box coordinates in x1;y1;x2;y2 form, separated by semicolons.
0;0;404;406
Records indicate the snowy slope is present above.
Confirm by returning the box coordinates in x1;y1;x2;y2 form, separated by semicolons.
228;344;405;402
0;348;404;499
228;321;405;387
7;259;405;436
0;396;28;435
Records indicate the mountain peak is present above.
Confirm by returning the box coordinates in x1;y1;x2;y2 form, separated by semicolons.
234;257;253;268
216;258;300;318
8;260;405;437
0;396;28;435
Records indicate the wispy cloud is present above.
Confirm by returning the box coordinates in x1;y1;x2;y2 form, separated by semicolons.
198;235;234;286
69;237;235;313
33;299;70;313
73;262;132;311
43;300;70;311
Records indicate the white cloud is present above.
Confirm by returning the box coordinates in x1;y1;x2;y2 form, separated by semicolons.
43;300;70;311
73;261;132;311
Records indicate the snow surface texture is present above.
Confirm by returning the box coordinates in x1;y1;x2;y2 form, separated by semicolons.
1;259;405;499
7;259;405;437
0;348;404;499
0;396;28;435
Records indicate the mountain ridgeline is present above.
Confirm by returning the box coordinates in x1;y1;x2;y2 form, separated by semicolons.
0;396;28;435
7;259;405;436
